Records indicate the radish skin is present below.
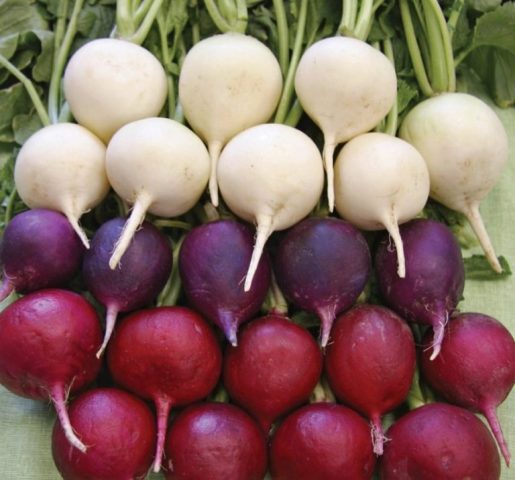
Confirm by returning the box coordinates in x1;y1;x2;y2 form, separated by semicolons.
217;123;324;291
179;33;283;206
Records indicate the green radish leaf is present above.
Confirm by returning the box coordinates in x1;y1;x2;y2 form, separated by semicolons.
76;4;116;40
469;2;515;54
12;110;43;144
466;0;503;13
0;0;48;38
464;255;512;280
0;83;32;143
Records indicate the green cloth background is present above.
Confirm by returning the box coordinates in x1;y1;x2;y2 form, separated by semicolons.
0;102;514;479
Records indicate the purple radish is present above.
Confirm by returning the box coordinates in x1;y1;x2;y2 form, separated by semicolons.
0;208;84;301
0;289;102;452
325;304;416;455
380;402;501;479
223;313;323;433
375;218;465;360
164;402;267;480
269;402;376;480
107;306;222;473
179;219;271;346
83;217;172;357
273;217;371;347
420;312;515;466
52;387;156;480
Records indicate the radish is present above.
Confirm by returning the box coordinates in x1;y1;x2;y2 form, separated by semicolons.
223;313;323;433
63;38;168;143
52;387;156;480
333;132;430;278
107;306;222;473
269;402;376;480
0;289;102;453
380;402;501;479
399;93;508;273
178;33;283;206
217;123;324;291
375;218;465;360
420;312;515;466
294;36;397;210
164;402;267;480
13;123;109;248
0;208;84;301
82;217;173;357
105;117;210;268
178;219;271;346
273;216;371;347
325;304;416;455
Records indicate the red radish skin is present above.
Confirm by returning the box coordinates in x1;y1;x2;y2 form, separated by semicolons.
273;217;371;347
0;289;102;452
380;402;501;479
375;218;465;360
325;304;416;455
420;312;515;466
52;388;156;480
107;306;222;473
223;313;323;433
270;402;376;480
164;402;267;480
179;219;271;346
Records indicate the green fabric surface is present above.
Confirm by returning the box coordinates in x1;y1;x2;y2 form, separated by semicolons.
0;103;514;479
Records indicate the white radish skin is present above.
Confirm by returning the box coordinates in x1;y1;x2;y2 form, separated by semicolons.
106;117;209;268
64;38;168;143
14;123;109;248
334;132;430;278
399;92;508;273
295;36;397;212
217;123;324;291
179;33;283;207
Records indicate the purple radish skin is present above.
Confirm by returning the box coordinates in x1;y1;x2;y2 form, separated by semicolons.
274;217;371;347
0;208;84;301
325;304;416;455
83;217;172;357
179;219;271;346
0;289;102;452
375;218;465;360
420;312;515;466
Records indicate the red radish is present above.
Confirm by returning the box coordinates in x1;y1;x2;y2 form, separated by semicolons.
82;217;172;357
0;208;84;301
107;306;222;473
420;312;515;466
0;289;102;452
52;387;156;480
325;304;416;455
223;313;323;433
164;402;267;480
375;218;465;360
179;219;271;346
273;216;371;347
269;402;376;480
380;403;501;479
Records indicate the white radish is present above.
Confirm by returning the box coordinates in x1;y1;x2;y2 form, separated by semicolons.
217;123;324;291
295;36;397;211
63;38;168;143
14;122;109;248
105;117;209;269
399;92;508;273
178;33;283;206
334;132;430;278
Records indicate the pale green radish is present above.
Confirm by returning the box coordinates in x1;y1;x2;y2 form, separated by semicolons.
178;33;283;207
14;123;109;248
295;36;397;211
399;92;508;273
106;117;210;269
334;132;430;277
63;38;168;143
217;123;324;291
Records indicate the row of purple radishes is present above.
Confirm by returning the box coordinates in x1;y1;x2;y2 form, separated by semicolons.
0;207;514;479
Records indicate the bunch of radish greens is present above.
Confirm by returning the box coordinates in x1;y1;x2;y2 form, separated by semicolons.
0;0;514;479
